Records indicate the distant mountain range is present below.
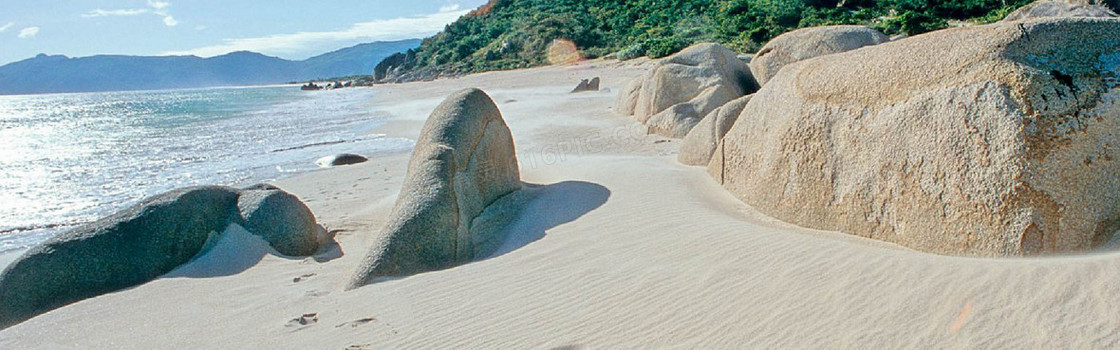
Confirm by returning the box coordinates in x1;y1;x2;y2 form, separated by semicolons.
0;39;421;95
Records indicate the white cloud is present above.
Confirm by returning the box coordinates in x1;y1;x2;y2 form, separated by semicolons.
194;25;207;31
0;22;13;32
82;9;149;18
162;10;469;58
81;1;177;27
439;4;461;12
150;1;176;27
148;1;170;10
18;27;39;39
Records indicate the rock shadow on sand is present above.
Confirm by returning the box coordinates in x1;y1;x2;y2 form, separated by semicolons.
164;224;342;279
485;180;610;259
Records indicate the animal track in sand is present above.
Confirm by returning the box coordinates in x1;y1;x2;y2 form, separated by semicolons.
285;313;319;329
292;273;316;283
335;317;377;328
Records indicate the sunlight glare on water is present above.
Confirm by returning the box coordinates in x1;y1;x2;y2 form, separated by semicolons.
0;86;414;253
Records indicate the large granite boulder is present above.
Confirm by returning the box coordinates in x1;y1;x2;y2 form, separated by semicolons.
712;18;1120;256
238;184;321;256
1002;0;1117;22
347;88;521;288
615;43;759;138
0;186;241;328
749;25;888;86
678;94;753;166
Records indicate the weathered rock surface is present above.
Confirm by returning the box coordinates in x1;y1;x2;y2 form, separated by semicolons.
571;77;601;93
238;185;321;256
678;94;752;166
749;25;889;86
348;88;521;288
614;78;642;115
0;186;241;328
615;43;758;138
712;18;1120;256
1002;0;1118;22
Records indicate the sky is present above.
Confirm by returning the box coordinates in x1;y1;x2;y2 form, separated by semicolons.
0;0;489;65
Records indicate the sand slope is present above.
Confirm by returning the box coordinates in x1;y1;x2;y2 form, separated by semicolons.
3;60;1120;348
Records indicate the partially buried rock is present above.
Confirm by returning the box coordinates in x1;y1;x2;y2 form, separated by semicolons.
570;77;600;93
316;153;368;167
712;18;1120;256
0;186;241;329
678;94;752;166
0;184;324;328
347;88;522;288
749;25;888;86
238;184;322;256
615;43;759;138
1001;0;1118;22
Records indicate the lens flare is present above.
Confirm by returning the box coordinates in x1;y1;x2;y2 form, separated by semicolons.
547;39;583;65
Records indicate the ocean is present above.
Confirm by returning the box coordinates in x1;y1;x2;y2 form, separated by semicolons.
0;86;414;253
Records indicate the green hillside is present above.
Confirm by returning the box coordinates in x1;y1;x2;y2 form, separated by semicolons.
377;0;1118;81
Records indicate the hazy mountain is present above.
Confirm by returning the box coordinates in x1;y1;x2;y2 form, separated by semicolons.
0;39;421;95
299;40;422;80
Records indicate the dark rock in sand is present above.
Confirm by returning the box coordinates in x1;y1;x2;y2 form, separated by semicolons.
0;183;325;328
570;77;601;93
0;186;241;329
238;185;321;256
318;153;368;167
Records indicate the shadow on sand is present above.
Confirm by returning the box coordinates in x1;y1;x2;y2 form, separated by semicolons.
164;224;342;279
486;180;611;259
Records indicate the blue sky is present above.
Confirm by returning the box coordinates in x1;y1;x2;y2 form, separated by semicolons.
0;0;489;65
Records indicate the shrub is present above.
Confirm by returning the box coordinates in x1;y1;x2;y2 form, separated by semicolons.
617;43;647;61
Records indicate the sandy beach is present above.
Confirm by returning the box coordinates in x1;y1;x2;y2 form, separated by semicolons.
3;59;1120;348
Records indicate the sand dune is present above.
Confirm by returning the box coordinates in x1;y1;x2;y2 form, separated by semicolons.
3;60;1120;348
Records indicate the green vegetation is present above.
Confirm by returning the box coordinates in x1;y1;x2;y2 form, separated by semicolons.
382;0;1118;80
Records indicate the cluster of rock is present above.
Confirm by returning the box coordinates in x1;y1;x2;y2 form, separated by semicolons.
614;43;760;138
654;5;1120;256
0;185;321;328
347;88;524;288
373;50;463;83
300;81;358;91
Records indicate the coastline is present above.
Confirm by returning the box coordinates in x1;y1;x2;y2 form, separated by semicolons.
0;84;411;255
5;58;1120;348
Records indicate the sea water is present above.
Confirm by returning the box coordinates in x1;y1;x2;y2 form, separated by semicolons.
0;86;414;253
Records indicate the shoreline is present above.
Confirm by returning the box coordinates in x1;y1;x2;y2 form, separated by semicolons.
0;83;410;255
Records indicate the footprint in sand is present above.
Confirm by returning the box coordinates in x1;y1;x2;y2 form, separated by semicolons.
335;317;377;328
292;273;316;283
285;313;319;329
345;344;373;350
304;290;330;297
